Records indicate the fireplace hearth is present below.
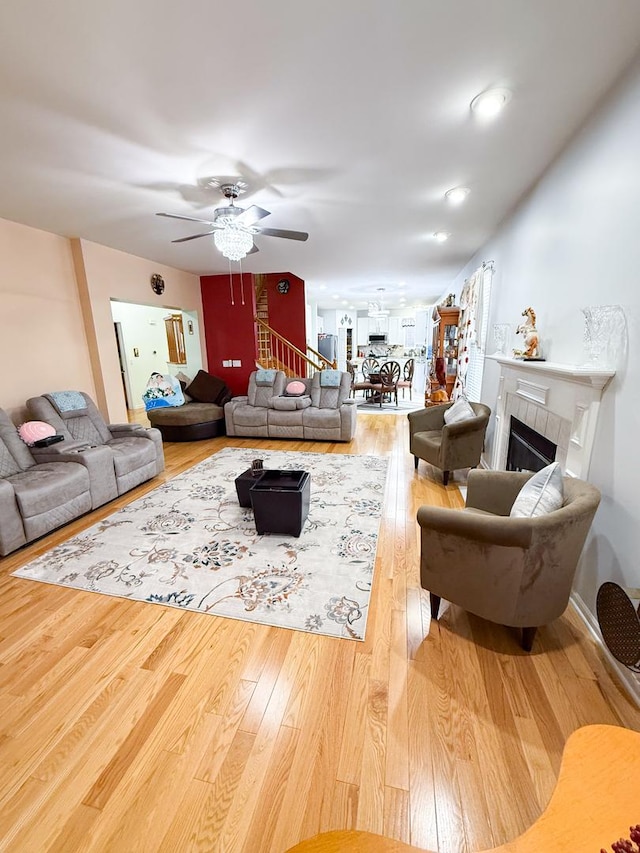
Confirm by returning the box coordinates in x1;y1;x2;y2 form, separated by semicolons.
506;416;557;473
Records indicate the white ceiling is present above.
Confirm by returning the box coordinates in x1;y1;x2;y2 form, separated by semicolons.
2;1;640;312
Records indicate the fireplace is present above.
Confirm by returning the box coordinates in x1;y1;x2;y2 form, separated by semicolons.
506;416;557;473
489;356;615;479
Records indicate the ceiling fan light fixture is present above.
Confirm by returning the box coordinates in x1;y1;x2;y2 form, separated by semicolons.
470;87;512;118
445;186;470;205
434;231;450;243
214;227;253;261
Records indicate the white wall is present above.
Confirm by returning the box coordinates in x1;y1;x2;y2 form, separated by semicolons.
110;302;204;409
450;55;640;617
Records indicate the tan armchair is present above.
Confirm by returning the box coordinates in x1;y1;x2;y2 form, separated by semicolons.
408;401;490;485
417;469;601;650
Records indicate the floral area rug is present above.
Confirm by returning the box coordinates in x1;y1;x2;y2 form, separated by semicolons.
13;448;388;641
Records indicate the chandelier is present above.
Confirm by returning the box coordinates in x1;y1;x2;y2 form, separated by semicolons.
368;302;389;318
368;288;390;318
214;226;253;261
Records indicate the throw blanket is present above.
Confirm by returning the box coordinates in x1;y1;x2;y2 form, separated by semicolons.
255;368;277;385
142;373;185;411
320;369;341;387
47;391;87;413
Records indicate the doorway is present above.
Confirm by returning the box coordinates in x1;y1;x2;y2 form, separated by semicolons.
113;322;134;409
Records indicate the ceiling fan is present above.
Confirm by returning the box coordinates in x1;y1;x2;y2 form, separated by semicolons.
157;182;309;261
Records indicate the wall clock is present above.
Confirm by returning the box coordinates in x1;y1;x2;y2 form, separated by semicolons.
277;278;290;294
150;274;165;295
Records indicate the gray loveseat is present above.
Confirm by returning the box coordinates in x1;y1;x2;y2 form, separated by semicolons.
225;370;357;442
0;408;92;556
27;392;164;509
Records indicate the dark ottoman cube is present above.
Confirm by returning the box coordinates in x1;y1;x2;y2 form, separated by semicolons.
249;470;311;537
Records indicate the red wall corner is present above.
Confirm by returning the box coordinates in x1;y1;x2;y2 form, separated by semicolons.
200;273;257;395
200;270;307;396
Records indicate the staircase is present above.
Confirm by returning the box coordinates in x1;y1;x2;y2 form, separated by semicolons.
253;276;335;377
255;279;272;367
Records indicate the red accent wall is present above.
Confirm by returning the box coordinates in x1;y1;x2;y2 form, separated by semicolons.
200;272;258;396
199;271;307;396
260;273;306;355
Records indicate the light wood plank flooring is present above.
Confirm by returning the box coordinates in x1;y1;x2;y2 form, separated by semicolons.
0;413;638;852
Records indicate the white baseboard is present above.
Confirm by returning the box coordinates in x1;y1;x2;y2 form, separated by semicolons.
570;591;640;708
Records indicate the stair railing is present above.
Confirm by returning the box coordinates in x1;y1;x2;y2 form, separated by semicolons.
307;344;337;370
254;317;326;377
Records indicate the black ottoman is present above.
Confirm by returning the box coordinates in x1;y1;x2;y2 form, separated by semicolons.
249;470;311;537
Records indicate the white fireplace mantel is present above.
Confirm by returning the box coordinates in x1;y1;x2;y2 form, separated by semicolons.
488;356;615;391
487;356;616;479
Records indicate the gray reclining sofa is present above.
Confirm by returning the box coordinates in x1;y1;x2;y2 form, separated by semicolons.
0;408;92;556
27;392;164;509
224;369;357;442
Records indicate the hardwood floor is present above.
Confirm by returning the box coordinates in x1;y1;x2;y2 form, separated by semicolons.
1;413;639;852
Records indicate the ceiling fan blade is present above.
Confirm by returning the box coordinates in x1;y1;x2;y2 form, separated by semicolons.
171;230;218;243
234;205;271;227
157;212;217;226
247;243;260;254
258;227;309;242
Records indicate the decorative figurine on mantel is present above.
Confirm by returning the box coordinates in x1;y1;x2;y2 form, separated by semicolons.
513;306;544;360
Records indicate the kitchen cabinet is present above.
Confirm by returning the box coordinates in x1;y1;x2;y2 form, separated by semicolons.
387;316;402;345
356;319;370;351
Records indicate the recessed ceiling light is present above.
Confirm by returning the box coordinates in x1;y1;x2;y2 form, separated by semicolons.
434;231;450;243
470;87;512;118
445;186;470;205
332;294;339;299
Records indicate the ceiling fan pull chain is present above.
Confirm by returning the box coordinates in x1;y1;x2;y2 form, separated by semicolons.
239;257;245;305
228;258;234;306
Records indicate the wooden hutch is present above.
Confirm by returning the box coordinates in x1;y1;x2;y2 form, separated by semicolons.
425;304;460;405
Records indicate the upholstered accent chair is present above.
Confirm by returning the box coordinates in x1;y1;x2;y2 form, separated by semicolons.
0;408;92;555
408;401;490;485
26;392;164;508
417;469;601;650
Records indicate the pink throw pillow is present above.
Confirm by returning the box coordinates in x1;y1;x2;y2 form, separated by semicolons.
18;421;56;445
285;381;306;397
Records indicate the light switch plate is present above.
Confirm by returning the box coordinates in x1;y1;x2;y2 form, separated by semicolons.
232;360;241;367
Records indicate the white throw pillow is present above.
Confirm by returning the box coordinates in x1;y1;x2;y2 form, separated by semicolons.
443;397;476;425
510;462;564;518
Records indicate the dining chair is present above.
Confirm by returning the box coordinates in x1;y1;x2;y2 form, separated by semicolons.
369;360;400;407
398;358;415;399
352;358;380;399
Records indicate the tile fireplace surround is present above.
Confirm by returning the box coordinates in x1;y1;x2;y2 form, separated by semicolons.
486;357;640;704
488;356;615;479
